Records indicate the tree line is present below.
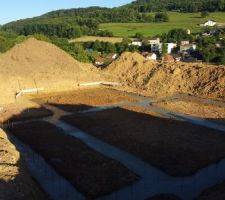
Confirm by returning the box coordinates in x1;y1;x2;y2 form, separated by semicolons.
127;0;225;12
1;7;169;39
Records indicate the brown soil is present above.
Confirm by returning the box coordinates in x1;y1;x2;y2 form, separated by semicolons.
121;105;168;118
1;107;52;125
8;121;138;199
0;99;53;126
0;129;49;200
61;107;225;177
105;52;225;101
0;38;102;105
33;88;139;112
152;99;225;125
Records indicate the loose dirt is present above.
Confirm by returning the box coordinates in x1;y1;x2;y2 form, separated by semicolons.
0;38;102;105
152;99;225;125
105;52;225;101
8;121;138;199
0;99;52;125
32;88;139;112
0;129;49;200
61;107;225;177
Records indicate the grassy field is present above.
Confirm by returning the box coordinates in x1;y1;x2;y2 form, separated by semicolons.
69;36;123;43
100;12;225;37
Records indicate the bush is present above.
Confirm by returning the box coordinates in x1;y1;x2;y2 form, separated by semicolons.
155;12;169;23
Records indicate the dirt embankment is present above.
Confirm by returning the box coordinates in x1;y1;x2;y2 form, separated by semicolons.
105;52;225;101
0;129;48;200
0;38;102;105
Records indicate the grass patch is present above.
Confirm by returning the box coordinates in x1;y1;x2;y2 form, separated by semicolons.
100;12;225;37
69;36;123;43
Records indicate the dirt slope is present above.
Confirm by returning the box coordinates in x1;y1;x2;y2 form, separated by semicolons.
105;52;225;100
0;129;48;200
0;38;101;105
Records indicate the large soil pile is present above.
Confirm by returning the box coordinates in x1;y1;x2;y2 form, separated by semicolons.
105;52;225;100
0;38;101;105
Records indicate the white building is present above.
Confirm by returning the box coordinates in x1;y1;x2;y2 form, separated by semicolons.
180;43;197;52
131;39;142;47
166;43;177;54
146;53;157;61
181;40;190;45
200;20;217;27
151;43;162;53
148;38;161;45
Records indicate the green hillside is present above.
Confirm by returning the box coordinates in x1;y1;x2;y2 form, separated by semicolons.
100;12;225;37
124;0;225;12
1;0;225;39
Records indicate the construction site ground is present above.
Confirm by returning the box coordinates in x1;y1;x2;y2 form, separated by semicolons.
2;87;225;199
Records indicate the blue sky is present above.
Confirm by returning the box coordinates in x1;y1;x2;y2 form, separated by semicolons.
0;0;133;25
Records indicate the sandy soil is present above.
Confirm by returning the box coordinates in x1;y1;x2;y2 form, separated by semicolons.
121;105;169;118
62;107;225;177
8;121;138;199
105;52;225;101
0;129;49;200
0;38;103;105
152;99;225;125
32;88;139;112
0;99;53;125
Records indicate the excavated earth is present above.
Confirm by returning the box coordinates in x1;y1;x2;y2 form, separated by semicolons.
105;52;225;101
0;129;49;200
1;39;225;199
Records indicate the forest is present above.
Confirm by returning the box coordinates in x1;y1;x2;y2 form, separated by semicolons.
126;0;225;12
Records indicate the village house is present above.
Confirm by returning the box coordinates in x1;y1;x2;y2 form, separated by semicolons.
148;38;162;53
141;52;157;61
148;37;161;45
131;39;142;47
180;43;197;53
181;40;190;45
95;56;105;66
200;20;217;27
166;43;177;54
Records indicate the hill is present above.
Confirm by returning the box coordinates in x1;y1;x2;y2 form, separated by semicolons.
105;52;225;100
100;12;225;37
0;38;100;105
1;0;225;39
124;0;225;12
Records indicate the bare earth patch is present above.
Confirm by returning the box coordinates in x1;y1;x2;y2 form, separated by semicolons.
32;88;139;112
6;107;53;123
0;129;49;200
61;107;225;177
8;121;138;199
152;99;225;125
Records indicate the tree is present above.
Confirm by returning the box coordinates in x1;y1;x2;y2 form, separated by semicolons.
201;11;210;18
161;43;167;56
154;12;169;23
135;32;144;39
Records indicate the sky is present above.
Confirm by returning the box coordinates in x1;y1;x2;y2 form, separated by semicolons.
0;0;133;25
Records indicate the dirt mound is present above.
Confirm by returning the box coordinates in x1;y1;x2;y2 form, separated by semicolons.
0;129;48;200
105;52;225;100
0;38;101;105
